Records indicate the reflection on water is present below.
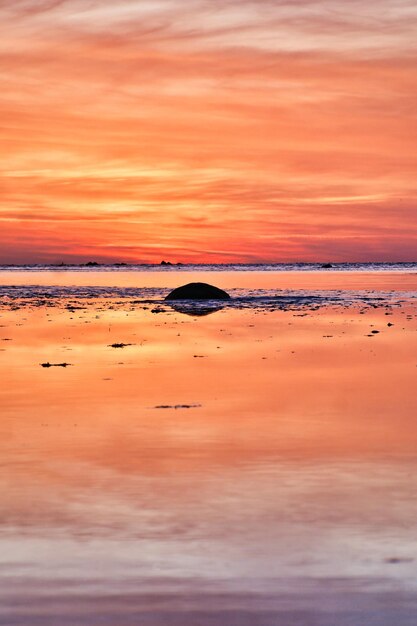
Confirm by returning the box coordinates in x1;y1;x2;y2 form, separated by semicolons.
167;302;226;316
1;268;417;291
0;271;417;625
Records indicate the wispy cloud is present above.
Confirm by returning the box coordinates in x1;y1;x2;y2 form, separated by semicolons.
0;0;415;262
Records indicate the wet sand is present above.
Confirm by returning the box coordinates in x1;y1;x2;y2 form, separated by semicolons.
0;271;416;625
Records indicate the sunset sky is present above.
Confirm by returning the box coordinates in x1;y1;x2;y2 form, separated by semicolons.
1;0;416;263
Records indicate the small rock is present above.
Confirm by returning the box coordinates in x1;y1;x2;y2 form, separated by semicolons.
165;282;230;301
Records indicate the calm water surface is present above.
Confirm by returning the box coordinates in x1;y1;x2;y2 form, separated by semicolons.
0;271;416;625
1;268;416;290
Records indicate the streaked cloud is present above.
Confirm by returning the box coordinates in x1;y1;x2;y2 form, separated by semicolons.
0;0;415;262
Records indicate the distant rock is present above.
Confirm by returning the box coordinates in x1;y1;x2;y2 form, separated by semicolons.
165;282;231;301
85;261;100;267
322;263;333;269
160;260;172;266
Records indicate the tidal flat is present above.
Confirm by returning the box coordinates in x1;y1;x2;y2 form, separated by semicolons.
0;269;416;625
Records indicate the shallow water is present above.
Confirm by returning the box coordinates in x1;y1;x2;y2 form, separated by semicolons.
1;268;417;291
1;271;417;625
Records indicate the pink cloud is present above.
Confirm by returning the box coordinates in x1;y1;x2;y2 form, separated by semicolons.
0;0;415;263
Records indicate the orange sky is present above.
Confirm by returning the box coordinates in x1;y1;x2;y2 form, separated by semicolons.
1;0;416;263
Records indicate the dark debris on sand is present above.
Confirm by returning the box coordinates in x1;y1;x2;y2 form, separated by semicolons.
40;362;72;368
153;404;202;410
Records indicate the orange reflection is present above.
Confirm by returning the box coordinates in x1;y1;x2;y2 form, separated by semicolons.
0;272;416;623
1;269;416;291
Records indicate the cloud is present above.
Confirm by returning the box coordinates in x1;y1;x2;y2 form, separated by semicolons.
0;0;416;262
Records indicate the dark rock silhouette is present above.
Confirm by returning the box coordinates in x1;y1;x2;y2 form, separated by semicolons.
322;263;333;268
160;260;172;265
165;282;231;301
